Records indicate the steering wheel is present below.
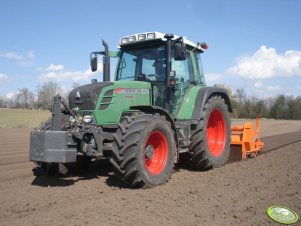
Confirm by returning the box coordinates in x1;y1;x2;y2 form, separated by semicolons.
146;74;157;81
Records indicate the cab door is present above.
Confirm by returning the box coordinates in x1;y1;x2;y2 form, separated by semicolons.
169;51;195;116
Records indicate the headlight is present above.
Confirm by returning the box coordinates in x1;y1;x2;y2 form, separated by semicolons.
69;116;76;123
83;115;93;124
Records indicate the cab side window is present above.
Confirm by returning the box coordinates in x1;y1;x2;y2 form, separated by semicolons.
171;53;193;84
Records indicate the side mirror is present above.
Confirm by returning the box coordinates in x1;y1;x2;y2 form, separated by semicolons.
90;55;98;72
174;43;187;61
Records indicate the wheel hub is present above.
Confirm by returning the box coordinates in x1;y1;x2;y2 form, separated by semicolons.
144;130;168;175
206;109;226;157
145;145;155;159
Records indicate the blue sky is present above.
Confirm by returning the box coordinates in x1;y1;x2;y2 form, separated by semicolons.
0;0;301;98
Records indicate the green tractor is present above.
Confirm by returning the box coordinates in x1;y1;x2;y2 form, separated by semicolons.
30;32;232;188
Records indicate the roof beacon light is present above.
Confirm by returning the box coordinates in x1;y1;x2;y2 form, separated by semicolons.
201;42;208;50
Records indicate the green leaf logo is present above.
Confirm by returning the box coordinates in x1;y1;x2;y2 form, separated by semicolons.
267;206;299;224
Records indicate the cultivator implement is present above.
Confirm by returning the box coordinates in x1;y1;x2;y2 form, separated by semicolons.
231;118;264;160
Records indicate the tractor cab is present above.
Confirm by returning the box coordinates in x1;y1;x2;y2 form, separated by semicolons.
116;32;207;115
91;32;208;116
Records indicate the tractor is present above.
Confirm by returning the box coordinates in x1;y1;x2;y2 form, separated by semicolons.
30;32;232;188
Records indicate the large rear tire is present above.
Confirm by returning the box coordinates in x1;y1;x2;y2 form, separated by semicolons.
110;113;175;188
184;96;230;170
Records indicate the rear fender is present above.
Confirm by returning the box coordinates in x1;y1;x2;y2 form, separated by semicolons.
192;87;232;121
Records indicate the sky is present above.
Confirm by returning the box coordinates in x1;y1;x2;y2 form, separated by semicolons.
0;0;301;98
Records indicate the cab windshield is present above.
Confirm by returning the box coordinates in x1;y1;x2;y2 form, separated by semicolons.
116;45;166;82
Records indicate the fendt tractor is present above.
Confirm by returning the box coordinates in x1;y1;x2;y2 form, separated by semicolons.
30;32;232;188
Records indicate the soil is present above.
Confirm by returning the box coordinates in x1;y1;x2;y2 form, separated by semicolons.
0;120;300;226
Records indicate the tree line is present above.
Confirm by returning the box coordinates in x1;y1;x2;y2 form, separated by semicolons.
228;88;301;120
0;82;300;120
0;82;79;110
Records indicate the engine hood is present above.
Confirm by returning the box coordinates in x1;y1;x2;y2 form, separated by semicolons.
69;82;113;110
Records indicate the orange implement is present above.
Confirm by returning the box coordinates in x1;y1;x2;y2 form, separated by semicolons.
231;117;264;160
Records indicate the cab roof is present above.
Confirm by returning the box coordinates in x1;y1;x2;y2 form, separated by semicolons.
119;32;205;52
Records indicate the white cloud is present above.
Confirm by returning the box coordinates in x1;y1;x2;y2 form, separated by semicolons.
0;73;8;82
254;81;263;88
205;73;222;83
253;81;281;95
26;50;35;59
0;50;35;67
267;85;280;91
46;64;64;72
20;61;34;67
228;46;301;79
39;64;101;82
5;91;17;99
0;51;24;61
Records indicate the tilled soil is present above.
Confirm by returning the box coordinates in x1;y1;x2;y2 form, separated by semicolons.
0;123;300;226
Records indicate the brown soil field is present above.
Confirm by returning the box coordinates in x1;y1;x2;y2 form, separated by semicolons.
0;120;300;226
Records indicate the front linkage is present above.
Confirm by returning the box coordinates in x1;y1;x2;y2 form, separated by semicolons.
29;94;106;167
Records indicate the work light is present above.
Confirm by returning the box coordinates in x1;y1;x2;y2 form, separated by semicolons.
147;33;155;39
128;35;136;42
83;115;93;124
69;116;76;123
138;34;146;40
121;38;128;44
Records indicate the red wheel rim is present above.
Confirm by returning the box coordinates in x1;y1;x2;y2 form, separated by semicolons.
206;109;226;157
144;130;168;175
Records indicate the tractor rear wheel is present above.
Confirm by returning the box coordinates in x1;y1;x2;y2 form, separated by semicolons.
184;96;230;170
110;113;175;188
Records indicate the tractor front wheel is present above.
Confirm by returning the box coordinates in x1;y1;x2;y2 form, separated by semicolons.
110;113;175;188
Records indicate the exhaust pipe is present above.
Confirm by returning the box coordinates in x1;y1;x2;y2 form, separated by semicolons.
102;39;110;82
